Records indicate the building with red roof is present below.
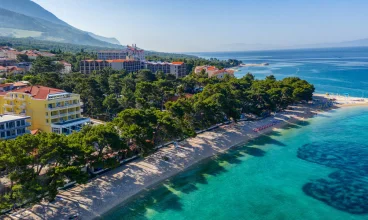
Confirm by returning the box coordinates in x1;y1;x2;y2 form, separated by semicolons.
194;65;234;79
0;86;89;135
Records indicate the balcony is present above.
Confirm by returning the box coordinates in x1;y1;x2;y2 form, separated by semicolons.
50;114;60;119
4;96;13;100
48;103;81;110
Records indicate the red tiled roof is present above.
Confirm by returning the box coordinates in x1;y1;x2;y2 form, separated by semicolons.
12;86;65;99
171;61;184;65
213;69;235;75
6;66;24;71
207;66;217;71
31;129;40;135
111;59;127;63
59;60;71;66
0;66;6;70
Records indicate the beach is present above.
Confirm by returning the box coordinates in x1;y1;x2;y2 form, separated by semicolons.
6;95;368;220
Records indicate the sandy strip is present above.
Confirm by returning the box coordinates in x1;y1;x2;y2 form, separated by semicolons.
6;100;368;219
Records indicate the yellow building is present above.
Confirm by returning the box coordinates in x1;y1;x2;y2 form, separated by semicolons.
0;86;90;134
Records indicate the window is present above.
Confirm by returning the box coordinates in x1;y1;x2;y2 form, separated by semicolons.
21;120;25;126
0;124;4;130
46;112;48;116
8;122;14;128
52;128;60;134
16;121;20;127
46;119;49;124
0;132;4;138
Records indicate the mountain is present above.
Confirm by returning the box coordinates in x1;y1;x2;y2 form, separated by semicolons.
287;38;368;50
0;0;68;26
212;38;368;52
0;0;121;48
86;32;121;45
329;38;368;47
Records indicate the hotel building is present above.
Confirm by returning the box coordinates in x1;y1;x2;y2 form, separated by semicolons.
144;61;171;74
97;50;127;60
80;59;143;74
194;65;234;79
0;114;31;139
0;86;89;135
97;44;145;61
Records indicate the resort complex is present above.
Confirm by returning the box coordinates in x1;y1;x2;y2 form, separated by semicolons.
81;44;187;78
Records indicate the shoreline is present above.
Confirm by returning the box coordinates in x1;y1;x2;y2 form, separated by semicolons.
7;96;368;219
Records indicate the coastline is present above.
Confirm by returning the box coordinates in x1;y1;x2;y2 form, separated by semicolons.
7;96;368;219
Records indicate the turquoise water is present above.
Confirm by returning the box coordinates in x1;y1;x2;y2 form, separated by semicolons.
103;107;368;220
192;47;368;97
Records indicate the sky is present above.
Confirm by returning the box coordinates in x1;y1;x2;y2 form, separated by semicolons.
32;0;368;52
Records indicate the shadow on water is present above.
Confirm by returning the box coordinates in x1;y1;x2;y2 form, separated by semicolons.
103;135;276;219
248;133;286;147
298;141;368;214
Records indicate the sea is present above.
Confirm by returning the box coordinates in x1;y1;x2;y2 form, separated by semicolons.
102;47;368;220
195;47;368;97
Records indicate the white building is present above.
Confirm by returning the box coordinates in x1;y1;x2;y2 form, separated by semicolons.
97;44;145;61
0;114;31;139
170;62;187;78
53;61;72;74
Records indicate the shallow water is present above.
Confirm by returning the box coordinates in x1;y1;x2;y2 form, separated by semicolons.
103;107;368;220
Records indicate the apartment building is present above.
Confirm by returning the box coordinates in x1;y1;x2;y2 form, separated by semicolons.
170;62;187;78
144;61;188;78
144;61;171;74
16;62;32;72
0;58;16;67
21;50;56;60
0;114;31;139
80;59;142;74
0;47;19;59
0;86;90;135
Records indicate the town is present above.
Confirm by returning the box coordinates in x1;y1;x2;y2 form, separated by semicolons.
0;44;239;139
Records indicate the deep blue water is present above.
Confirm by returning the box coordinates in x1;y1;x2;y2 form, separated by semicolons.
192;47;368;97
